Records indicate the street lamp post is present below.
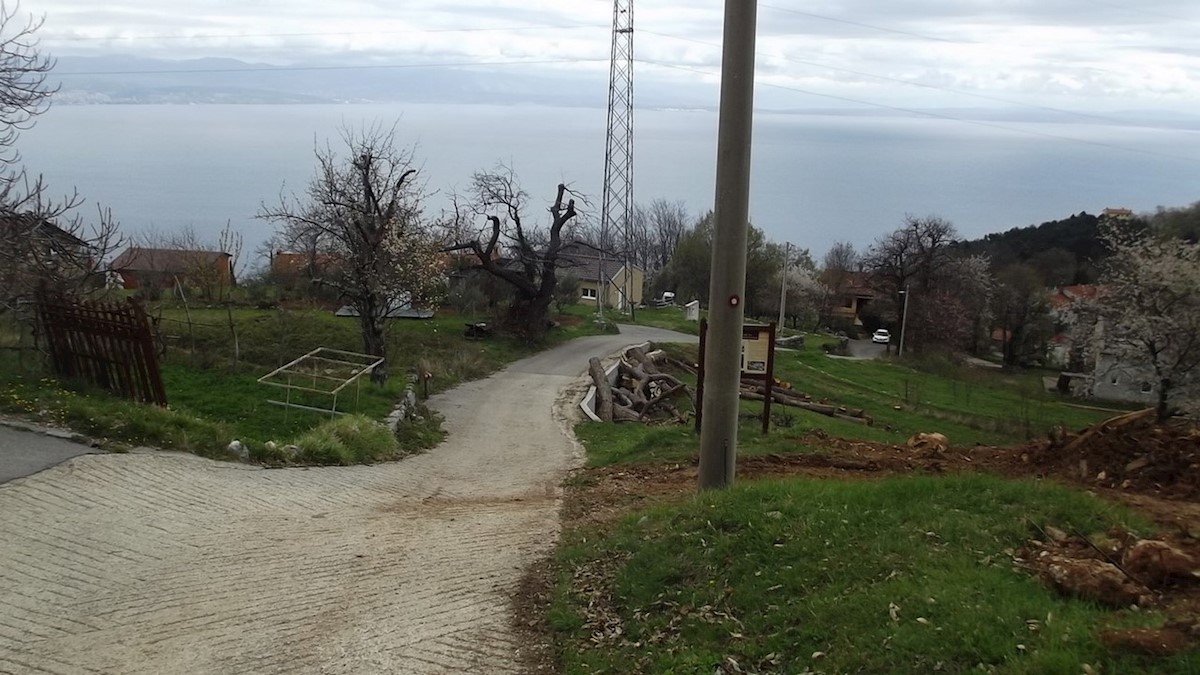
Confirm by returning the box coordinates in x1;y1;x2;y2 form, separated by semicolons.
898;286;910;357
777;242;790;329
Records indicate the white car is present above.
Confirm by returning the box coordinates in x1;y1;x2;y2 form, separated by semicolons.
871;329;891;344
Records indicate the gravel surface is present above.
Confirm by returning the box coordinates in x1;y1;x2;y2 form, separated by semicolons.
0;326;693;674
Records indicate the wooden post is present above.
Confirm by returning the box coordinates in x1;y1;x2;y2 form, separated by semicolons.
762;321;776;435
226;303;239;366
695;318;707;433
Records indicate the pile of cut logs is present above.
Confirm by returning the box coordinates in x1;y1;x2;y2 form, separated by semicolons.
670;358;873;426
587;346;693;423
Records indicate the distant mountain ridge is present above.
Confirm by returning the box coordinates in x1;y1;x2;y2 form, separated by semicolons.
50;54;636;107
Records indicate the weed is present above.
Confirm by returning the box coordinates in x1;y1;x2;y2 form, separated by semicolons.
550;474;1189;674
290;414;401;465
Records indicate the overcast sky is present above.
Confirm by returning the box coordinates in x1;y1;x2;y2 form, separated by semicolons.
29;0;1200;114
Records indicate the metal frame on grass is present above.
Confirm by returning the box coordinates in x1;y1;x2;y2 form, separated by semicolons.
257;347;384;419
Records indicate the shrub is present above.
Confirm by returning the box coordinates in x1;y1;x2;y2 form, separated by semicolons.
291;414;401;465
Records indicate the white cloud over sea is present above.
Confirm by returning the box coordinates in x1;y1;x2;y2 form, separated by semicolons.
25;0;1200;113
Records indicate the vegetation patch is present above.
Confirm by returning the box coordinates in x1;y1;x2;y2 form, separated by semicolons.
549;474;1197;674
1;303;606;465
576;338;1117;468
287;414;404;465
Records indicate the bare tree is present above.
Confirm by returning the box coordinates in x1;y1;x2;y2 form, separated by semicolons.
259;124;444;383
0;173;122;311
992;263;1051;366
646;199;688;276
138;223;242;301
862;215;960;352
821;241;858;288
0;1;54;169
446;164;581;340
0;5;121;313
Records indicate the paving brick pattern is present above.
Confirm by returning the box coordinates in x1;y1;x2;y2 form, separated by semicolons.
0;327;704;675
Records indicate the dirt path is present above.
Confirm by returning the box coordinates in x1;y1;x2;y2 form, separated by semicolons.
0;326;693;675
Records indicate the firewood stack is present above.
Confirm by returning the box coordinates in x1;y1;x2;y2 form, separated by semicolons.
587;346;694;423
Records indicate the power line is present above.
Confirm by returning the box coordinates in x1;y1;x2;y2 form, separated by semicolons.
759;3;967;44
637;58;1200;165
54;58;608;77
640;29;1134;129
46;24;608;43
757;4;1138;81
1070;0;1195;22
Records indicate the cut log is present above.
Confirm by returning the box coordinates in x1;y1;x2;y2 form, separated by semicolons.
612;404;643;423
588;357;613;422
668;358;698;376
739;386;871;425
1061;408;1155;455
626;346;662;375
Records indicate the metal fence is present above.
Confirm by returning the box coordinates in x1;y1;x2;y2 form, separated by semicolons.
36;293;167;406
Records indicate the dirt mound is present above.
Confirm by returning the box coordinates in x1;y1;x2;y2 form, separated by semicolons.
1022;410;1200;499
1018;527;1200;656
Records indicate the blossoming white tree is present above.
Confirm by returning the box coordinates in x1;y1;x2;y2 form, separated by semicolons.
1083;228;1200;420
259;124;444;384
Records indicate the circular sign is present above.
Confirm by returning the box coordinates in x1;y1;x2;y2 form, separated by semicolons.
729;295;740;306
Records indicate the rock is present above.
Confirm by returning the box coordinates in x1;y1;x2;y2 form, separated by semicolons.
1124;457;1150;473
1042;555;1150;607
265;440;278;452
907;432;949;451
1043;525;1069;543
765;511;783;520
227;439;248;461
282;444;302;460
776;335;805;348
1123;540;1200;585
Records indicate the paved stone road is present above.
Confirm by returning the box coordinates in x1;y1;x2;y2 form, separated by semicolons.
0;326;693;675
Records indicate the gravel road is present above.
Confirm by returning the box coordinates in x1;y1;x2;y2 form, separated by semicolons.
0;325;693;675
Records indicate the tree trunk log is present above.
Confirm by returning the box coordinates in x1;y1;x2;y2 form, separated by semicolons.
740;386;872;425
588;357;613;422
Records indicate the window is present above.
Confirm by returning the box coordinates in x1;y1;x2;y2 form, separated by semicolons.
1141;382;1153;393
581;287;597;300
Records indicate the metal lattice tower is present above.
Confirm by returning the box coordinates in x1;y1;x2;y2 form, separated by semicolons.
599;0;634;314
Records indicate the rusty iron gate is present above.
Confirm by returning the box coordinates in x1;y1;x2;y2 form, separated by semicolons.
36;293;167;406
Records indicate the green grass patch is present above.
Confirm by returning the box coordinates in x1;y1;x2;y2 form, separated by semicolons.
783;348;1114;443
550;474;1193;674
617;305;703;334
1;303;603;463
287;414;403;465
576;340;1118;467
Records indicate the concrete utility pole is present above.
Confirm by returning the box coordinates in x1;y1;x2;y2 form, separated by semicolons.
898;286;910;357
698;0;758;491
777;241;790;329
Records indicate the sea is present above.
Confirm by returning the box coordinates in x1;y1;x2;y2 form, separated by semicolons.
17;103;1200;265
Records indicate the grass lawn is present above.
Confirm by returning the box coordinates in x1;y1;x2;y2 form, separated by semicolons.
615;305;703;334
0;302;613;463
548;474;1193;674
576;340;1118;467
